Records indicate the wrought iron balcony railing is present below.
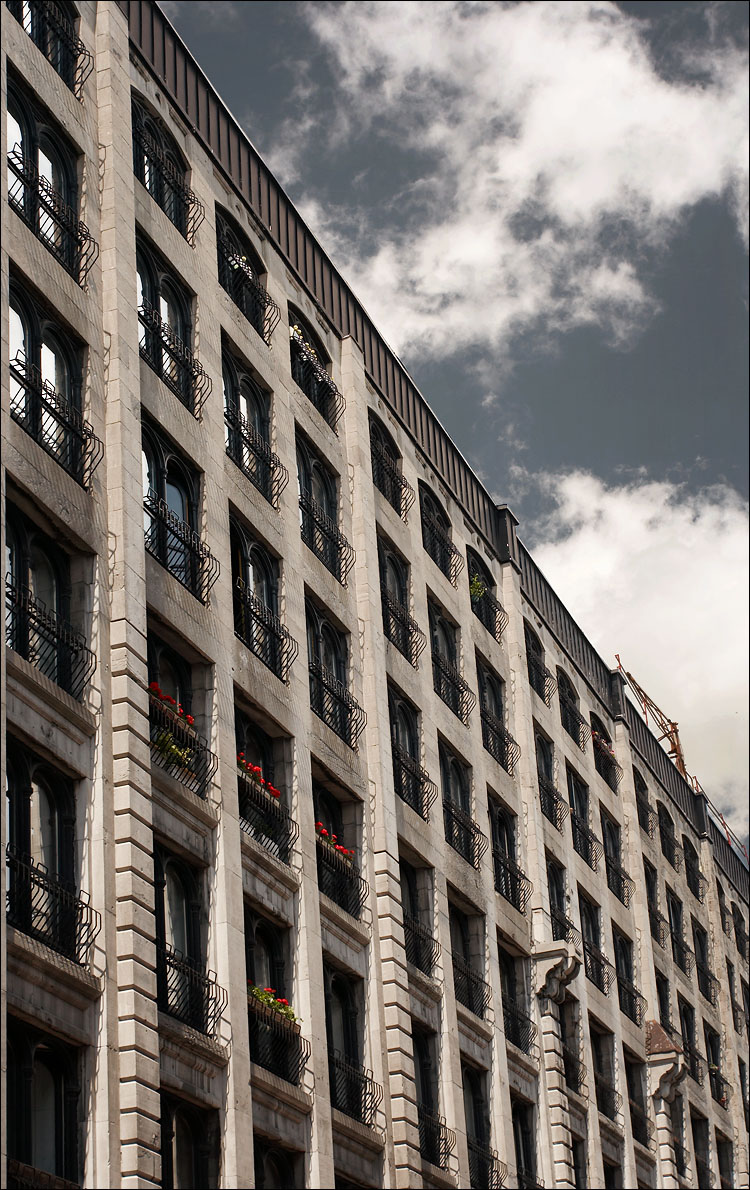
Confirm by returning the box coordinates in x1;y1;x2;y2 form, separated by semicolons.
605;856;635;907
421;514;463;585
493;850;532;914
471;587;509;643
9;353;103;489
636;795;657;837
560;696;590;751
6;579;96;700
720;903;733;936
628;1099;654;1148
670;931;695;976
502;995;538;1055
467;1139;507;1190
7;149;98;284
238;772;298;865
517;1173;545;1190
299;492;355;584
594;1073;622;1122
290;331;345;429
149;693;218;798
404;914;441;977
316;836;368;919
708;1067;731;1109
392;742;437;821
234;579;299;683
248;995;310;1086
696;962;719;1006
583;941;615;994
138;302;212;417
328;1049;382;1126
309;658;367;748
7;1156;80;1190
217;234;281;344
417;1104;455;1170
144;490;220;603
371;441;415;520
6;845;101;966
381;585;426;667
224;401;289;508
617;974;647;1025
452;954;491;1019
527;652;556;705
571;814;603;872
685;856;708;903
695;1156;713;1189
551;906;582;950
659;825;682;870
132;116;205;244
735;922;748;959
538;776;569;832
156;943;227;1036
7;1;93;98
592;735;622;790
681;1040;705;1085
481;709;521;777
432;652;476;723
647;902;669;949
443;800;488;869
672;1137;688;1178
562;1043;587;1096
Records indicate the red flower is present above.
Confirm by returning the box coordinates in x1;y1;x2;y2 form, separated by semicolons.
186;714;195;726
165;695;176;705
278;998;289;1006
149;681;160;692
315;821;323;828
264;987;275;994
320;829;328;837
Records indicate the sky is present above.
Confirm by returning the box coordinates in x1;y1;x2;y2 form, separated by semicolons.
163;1;749;843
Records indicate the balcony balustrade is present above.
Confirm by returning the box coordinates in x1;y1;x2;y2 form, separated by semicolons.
233;579;298;682
144;491;220;603
328;1049;382;1125
592;734;622;790
9;353;103;489
371;441;415;520
139;302;212;416
605;856;635;907
636;795;657;837
696;962;720;1007
417;1105;455;1170
316;836;368;919
467;1139;507;1189
617;974;647;1025
217;233;281;343
452;954;491;1019
551;906;582;950
526;652;556;705
149;693;218;798
403;914;441;977
659;824;682;870
685;856;708;902
538;776;569;832
594;1073;622;1122
238;772;298;865
647;902;669;949
6;844;101;966
471;587;508;642
735;922;748;959
248;996;310;1086
133;115;205;243
517;1174;545;1190
560;696;590;751
720;903;734;936
309;658;367;748
571;814;603;872
432;653;476;723
299;492;355;584
708;1067;731;1110
224;400;289;507
391;743;437;820
628;1099;654;1148
7;1156;80;1190
583;941;615;994
381;585;426;667
443;800;488;869
290;331;345;429
7;0;93;97
502;996;538;1055
156;943;227;1036
682;1040;705;1085
421;514;463;585
8;149;99;285
480;709;521;776
5;579;96;700
562;1043;587;1096
670;931;695;976
493;850;532;914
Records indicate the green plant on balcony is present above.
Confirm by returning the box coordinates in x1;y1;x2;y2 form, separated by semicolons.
248;982;299;1023
469;573;487;602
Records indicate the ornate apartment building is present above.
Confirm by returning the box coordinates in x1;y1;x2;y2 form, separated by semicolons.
1;4;748;1189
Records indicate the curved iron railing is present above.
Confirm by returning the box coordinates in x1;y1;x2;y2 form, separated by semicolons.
7;1;93;98
467;1139;507;1189
685;856;708;903
594;1073;622;1121
636;795;657;837
371;440;415;520
238;772;298;865
562;1042;587;1096
234;579;299;683
132;116;205;244
421;513;463;585
417;1104;455;1170
6;845;101;966
218;234;281;344
471;587;508;642
583;942;615;994
735;921;748;959
381;585;426;667
149;693;218;798
316;836;368;919
403;914;441;977
309;658;367;748
493;850;532;914
709;1067;731;1109
659;824;682;870
526;652;556;706
6;1156;80;1190
7;149;98;284
138;301;212;417
481;709;521;776
592;734;622;790
628;1099;654;1148
696;962;720;1007
5;579;96;700
328;1049;382;1126
670;931;695;976
502;996;538;1055
538;776;569;832
156;942;227;1036
299;492;355;585
647;903;669;949
248;997;310;1086
443;800;487;869
682;1040;705;1085
452;954;491;1019
290;330;345;429
570;814;603;872
605;856;635;907
391;742;437;820
143;490;220;603
9;353;103;489
517;1173;545;1190
559;696;590;751
551;906;582;950
225;400;288;508
617;974;647;1025
432;653;476;723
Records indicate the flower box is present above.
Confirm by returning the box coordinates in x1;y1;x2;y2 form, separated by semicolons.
237;753;281;799
247;983;300;1029
315;822;355;865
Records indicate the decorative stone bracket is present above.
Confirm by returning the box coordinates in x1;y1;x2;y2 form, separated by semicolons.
534;943;581;1012
646;1021;686;1104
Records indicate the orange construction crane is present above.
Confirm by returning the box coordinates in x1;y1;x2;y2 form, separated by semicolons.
615;655;689;780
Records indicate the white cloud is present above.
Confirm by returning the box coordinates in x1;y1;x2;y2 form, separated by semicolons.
274;1;748;364
525;470;749;838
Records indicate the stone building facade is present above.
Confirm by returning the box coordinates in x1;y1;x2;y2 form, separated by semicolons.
1;4;748;1189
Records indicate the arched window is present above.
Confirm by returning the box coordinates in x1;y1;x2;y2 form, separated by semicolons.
216;210;277;341
557;669;587;750
461;1064;488;1146
288;306;337;425
546;855;567;916
420;486;460;583
148;636;193;717
222;344;283;504
590;713;620;790
477;659;504;722
132;96;200;239
296;437;337;517
369;413;412;518
535;733;553;782
467;547;504;638
136;239;206;414
657;803;679;869
490;802;516;861
378;537;408;607
413;1029;436;1114
306;601;347;686
325;969;359;1063
306;601;363;746
245;909;286;995
7;2;91;97
254;1142;298;1190
142;423;214;600
428;600;457;666
683;837;706;902
439;744;470;814
389;689;419;760
155;851;207;1030
297;437;352;582
230;519;278;614
524;621;553;705
313;783;345;842
6;1019;80;1184
160;1095;217;1190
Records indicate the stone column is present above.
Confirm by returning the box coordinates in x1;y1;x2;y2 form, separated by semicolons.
647;1021;686;1190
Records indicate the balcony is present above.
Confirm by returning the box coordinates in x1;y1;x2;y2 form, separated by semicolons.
290;331;345;430
647;902;669;949
316;836;368;919
404;915;441;977
659;825;682;870
7;1157;80;1190
481;709;521;776
238;772;298;865
471;587;509;643
605;856;635;907
560;696;590;751
417;1105;455;1170
636;795;657;837
538;776;569;832
248;996;310;1085
224;400;289;508
138;301;212;416
309;658;367;748
502;996;538;1055
392;743;437;821
682;1040;705;1085
443;800;488;869
628;1099;654;1148
432;653;476;723
670;931;695;976
467;1139;507;1189
517;1174;545;1190
233;579;299;683
562;1043;587;1096
571;814;603;871
696;962;719;1007
583;942;615;994
143;491;220;603
6;844;101;966
7;0;93;97
149;692;218;798
735;922;748;959
381;585;426;667
217;233;281;343
8;149;98;284
526;652;556;705
371;441;415;520
594;1073;622;1122
720;902;733;936
592;733;622;790
328;1049;382;1126
9;353;103;489
421;514;463;585
551;906;582;950
708;1067;731;1110
452;954;491;1019
156;943;227;1036
133;116;205;243
685;856;708;902
5;579;96;700
299;492;355;584
617;974;647;1025
493;851;532;914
